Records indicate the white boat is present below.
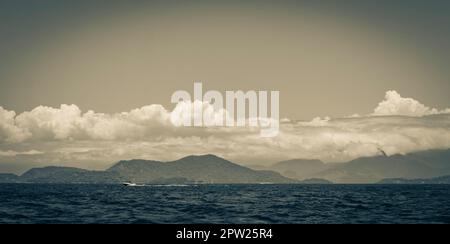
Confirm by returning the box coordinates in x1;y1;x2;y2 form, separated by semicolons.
122;182;144;187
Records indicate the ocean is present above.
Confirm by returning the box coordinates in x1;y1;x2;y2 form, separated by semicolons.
0;184;449;224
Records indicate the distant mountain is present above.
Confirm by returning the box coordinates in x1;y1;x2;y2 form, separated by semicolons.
0;173;19;183
1;155;295;184
311;149;450;183
1;149;448;184
20;166;120;184
267;159;330;180
406;149;450;169
107;154;295;184
255;149;450;183
298;178;333;184
378;175;450;184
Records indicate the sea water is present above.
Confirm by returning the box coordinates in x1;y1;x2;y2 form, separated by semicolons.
0;184;449;224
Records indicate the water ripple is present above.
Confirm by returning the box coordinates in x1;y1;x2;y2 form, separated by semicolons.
0;184;449;224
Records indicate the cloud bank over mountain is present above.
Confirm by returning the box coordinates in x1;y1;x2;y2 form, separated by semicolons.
0;90;449;172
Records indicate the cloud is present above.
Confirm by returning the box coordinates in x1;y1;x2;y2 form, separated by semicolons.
170;100;232;127
296;116;330;127
283;114;450;161
373;90;450;116
0;150;43;157
10;104;173;142
0;106;31;143
1;101;277;143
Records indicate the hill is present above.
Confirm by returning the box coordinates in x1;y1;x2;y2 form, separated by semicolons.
107;154;295;184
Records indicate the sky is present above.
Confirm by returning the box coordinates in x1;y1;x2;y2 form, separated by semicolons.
0;0;449;173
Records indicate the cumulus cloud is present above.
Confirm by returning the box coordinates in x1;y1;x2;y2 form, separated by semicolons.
373;90;450;116
7;104;173;142
0;100;278;143
0;107;31;143
170;100;232;127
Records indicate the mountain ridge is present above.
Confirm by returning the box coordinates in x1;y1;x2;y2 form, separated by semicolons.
249;149;450;183
0;149;448;184
107;154;295;184
3;154;296;184
310;149;450;183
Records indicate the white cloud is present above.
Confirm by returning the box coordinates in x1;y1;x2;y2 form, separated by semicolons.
170;100;232;127
373;90;450;116
0;106;31;143
297;116;331;127
1;101;277;143
10;104;174;142
0;150;43;157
